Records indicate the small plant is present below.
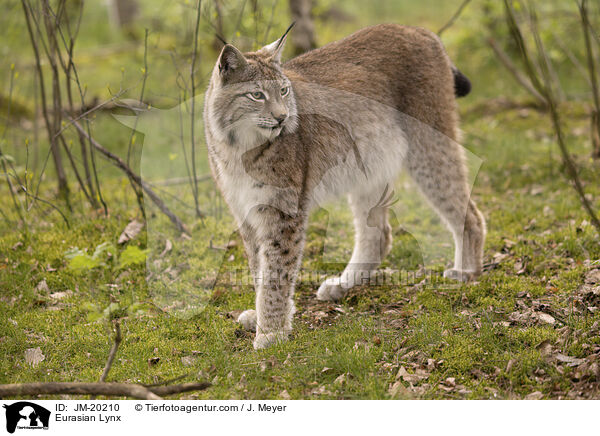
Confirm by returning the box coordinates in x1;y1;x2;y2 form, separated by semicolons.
64;241;147;272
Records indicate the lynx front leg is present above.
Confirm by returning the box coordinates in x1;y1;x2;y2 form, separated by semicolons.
317;183;393;301
250;206;307;349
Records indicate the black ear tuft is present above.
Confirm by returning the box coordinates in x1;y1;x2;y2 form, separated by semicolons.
218;44;247;76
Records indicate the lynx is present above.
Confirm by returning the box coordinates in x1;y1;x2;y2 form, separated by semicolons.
203;24;486;349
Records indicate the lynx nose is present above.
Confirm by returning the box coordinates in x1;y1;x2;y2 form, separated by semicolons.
273;112;288;124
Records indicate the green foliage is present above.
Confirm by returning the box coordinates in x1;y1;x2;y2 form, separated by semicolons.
64;242;146;272
118;245;148;269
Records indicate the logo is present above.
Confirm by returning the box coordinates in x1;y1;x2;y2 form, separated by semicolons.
2;402;50;434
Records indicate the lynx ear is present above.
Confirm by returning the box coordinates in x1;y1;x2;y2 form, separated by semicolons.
218;44;247;76
259;22;295;63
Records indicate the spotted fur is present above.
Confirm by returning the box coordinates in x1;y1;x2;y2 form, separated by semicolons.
204;24;486;349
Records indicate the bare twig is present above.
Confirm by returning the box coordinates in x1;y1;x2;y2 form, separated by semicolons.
149;383;211;396
190;0;203;218
70;119;189;234
1;67;26;226
503;0;600;234
22;0;70;205
438;0;472;36
578;0;600;159
121;29;150;220
100;320;122;382
487;37;546;105
0;382;210;400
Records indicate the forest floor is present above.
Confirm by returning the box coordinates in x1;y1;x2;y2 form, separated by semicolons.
1;100;599;399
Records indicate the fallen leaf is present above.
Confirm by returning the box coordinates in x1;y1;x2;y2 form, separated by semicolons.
35;279;49;293
49;290;72;300
388;381;409;397
506;359;516;372
536;312;555;325
25;347;45;367
334;374;346;385
280;390;291;400
536;340;553;356
554;354;585;366
118;220;144;244
181;356;197;367
525;391;543;400
396;366;428;383
160;239;173;257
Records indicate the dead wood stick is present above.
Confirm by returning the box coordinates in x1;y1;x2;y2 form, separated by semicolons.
70;119;189;234
438;0;472;36
0;381;211;400
100;320;122;382
148;382;211;396
0;383;160;400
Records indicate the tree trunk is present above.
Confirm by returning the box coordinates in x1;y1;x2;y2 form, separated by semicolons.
288;0;316;55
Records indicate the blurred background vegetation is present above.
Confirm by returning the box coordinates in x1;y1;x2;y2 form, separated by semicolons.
0;0;599;232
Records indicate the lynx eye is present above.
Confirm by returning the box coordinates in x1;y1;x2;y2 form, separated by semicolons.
280;86;289;96
247;91;266;101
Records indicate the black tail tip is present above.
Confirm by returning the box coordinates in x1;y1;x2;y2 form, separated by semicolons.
453;68;471;98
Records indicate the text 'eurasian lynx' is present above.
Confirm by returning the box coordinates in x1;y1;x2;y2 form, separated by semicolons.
204;24;486;349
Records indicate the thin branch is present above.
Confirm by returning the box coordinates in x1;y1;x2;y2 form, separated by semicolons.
438;0;472;36
0;382;210;400
503;0;600;234
578;0;600;159
100;320;122;382
190;0;203;218
487;37;546;105
70;119;189;234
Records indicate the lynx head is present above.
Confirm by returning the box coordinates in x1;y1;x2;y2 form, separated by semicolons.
205;29;298;149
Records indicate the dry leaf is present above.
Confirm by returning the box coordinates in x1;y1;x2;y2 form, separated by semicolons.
536;339;553;356
160;239;173;257
35;279;49;293
334;374;346;385
181;356;197;367
280;390;291;400
118;220;144;244
554;354;585;366
536;312;555;325
388;381;409;397
49;290;72;300
25;347;45;367
506;359;516;372
525;391;543;400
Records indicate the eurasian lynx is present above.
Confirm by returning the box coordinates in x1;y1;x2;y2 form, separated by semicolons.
204;24;486;349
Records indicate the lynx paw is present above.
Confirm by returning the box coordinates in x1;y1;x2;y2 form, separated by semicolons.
253;331;288;350
443;269;478;282
237;310;257;332
317;277;349;302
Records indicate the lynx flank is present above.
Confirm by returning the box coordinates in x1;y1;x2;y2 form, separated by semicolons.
204;24;486;349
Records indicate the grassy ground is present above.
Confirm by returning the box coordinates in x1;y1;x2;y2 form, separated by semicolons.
1;0;600;400
1;103;599;399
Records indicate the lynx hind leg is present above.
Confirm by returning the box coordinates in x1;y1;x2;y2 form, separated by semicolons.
406;138;485;282
317;183;393;301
